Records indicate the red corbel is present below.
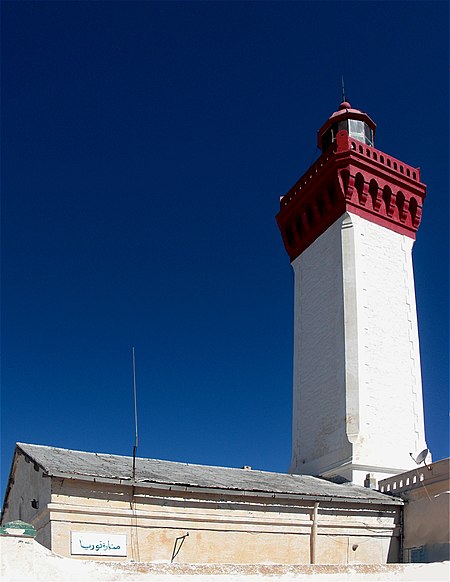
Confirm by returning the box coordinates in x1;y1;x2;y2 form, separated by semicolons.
358;181;369;207
399;199;409;223
412;205;422;228
371;185;382;212
386;194;396;218
339;173;354;201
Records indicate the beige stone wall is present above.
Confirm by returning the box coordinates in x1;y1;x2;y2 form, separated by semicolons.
380;459;450;562
47;478;399;565
1;450;52;549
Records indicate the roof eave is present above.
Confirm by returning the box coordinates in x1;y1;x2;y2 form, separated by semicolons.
43;471;403;506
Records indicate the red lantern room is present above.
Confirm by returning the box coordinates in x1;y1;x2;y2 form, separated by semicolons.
318;101;376;151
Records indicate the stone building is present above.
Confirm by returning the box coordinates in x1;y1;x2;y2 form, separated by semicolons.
379;458;450;563
1;443;402;564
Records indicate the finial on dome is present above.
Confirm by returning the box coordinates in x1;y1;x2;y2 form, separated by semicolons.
340;76;351;110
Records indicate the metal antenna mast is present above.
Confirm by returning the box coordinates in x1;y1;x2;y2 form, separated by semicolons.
132;346;139;482
341;76;346;102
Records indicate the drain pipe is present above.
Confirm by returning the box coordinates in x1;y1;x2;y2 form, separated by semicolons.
399;504;404;563
310;501;319;564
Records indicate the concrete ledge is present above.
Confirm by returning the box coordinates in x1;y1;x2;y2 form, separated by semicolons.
1;536;448;581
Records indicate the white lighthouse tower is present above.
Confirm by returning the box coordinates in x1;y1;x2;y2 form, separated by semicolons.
276;100;428;485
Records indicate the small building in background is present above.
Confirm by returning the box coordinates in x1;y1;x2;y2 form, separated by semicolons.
379;458;450;563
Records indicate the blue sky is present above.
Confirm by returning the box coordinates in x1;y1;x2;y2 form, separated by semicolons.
2;1;448;497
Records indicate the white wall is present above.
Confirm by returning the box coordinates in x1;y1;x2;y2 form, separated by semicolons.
290;217;350;478
350;213;427;479
290;213;427;484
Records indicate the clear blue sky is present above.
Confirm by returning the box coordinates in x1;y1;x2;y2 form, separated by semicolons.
2;1;448;498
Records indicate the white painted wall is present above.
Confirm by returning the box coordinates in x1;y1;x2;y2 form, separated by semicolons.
290;217;350;479
290;212;427;484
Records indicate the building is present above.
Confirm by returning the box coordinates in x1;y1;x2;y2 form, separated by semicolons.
276;100;428;486
379;457;450;563
1;443;402;564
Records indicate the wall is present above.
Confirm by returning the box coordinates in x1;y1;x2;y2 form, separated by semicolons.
290;212;427;485
379;458;450;563
350;212;427;481
290;216;349;478
46;478;399;565
1;450;52;549
2;535;448;582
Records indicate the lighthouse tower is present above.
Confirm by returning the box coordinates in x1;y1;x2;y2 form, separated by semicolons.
276;101;428;485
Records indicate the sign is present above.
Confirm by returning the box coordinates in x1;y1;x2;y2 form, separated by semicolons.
71;532;127;556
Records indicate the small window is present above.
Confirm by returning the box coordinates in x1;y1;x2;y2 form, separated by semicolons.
364;124;374;147
409;546;425;563
322;129;333;152
322;123;340;151
349;119;363;134
349;119;365;144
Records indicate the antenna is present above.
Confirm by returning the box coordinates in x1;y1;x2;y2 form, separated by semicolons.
130;347;141;561
132;346;139;482
410;448;432;470
341;76;346;103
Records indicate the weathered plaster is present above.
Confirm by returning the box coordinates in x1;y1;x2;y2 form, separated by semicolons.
1;448;51;549
45;477;399;564
379;458;450;563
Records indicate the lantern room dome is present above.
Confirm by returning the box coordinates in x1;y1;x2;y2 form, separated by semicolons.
318;100;376;151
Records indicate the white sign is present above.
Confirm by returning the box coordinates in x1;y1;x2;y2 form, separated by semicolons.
71;532;127;556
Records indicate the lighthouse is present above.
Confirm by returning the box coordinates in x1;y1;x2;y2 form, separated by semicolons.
276;100;428;485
